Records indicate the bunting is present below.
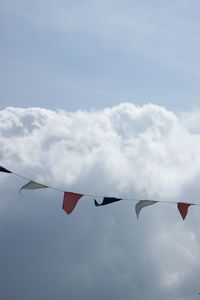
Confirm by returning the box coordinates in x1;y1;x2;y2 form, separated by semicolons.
177;202;192;220
0;166;12;173
62;192;83;214
0;164;198;220
135;200;158;219
94;197;121;206
19;180;48;194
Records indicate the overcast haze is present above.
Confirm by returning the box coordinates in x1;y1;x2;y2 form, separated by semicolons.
1;1;200;300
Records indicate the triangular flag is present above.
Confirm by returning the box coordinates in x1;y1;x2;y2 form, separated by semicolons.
19;180;48;194
62;192;83;214
177;202;191;220
94;197;121;206
135;200;158;219
0;166;12;173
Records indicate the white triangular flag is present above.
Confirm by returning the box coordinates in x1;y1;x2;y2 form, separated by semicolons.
19;180;48;195
135;200;158;219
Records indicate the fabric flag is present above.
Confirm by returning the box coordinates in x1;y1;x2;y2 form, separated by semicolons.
94;197;121;206
0;166;12;173
135;200;158;219
62;192;83;214
177;202;191;220
19;180;48;194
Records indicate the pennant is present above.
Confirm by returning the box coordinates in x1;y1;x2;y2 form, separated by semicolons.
0;166;12;173
19;180;48;194
94;197;121;206
62;192;83;214
135;200;158;219
177;202;191;220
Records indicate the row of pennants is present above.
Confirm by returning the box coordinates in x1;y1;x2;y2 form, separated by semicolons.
0;165;195;220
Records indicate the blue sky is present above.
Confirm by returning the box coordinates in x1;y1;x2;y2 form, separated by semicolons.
1;0;200;111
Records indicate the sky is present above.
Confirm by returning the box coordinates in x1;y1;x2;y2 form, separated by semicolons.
1;0;200;111
1;1;200;300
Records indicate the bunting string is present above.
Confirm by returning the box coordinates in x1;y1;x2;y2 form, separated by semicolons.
0;165;198;219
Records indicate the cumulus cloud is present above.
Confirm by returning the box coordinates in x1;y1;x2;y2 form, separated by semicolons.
1;103;200;300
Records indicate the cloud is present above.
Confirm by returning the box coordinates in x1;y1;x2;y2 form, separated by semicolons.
1;103;200;300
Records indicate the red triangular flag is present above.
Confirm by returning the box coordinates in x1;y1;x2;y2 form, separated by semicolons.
62;192;83;214
177;202;191;220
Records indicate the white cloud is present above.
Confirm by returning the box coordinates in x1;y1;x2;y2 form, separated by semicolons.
1;103;200;198
1;103;200;299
